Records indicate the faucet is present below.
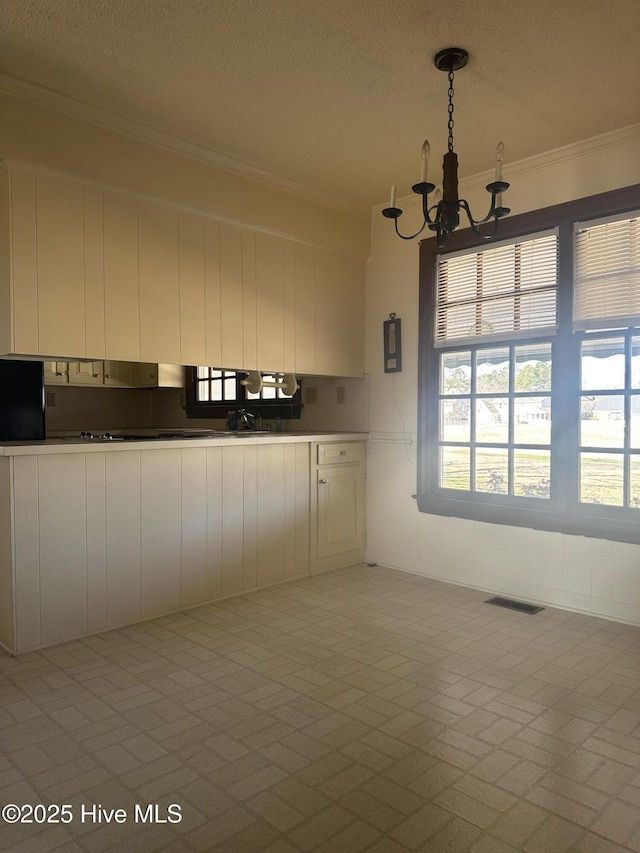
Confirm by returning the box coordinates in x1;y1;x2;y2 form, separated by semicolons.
237;409;255;430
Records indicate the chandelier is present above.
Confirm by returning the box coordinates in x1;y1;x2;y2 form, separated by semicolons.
382;47;510;247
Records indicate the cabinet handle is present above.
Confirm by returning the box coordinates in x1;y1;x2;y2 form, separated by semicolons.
55;371;64;376
105;374;111;378
93;373;101;378
319;478;327;484
340;450;347;455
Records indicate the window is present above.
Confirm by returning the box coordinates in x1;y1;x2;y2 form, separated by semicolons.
185;368;303;419
418;184;640;543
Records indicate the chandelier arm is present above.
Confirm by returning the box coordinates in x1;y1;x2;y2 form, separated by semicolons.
459;200;500;240
459;197;498;227
393;217;429;241
422;194;439;225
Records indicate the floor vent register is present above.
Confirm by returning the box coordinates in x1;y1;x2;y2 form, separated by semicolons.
485;596;545;615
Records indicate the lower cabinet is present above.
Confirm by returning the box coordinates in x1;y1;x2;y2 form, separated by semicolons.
1;438;366;653
4;442;311;653
311;440;365;574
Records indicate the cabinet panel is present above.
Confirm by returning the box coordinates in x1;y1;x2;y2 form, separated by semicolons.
243;443;258;590
132;363;184;388
0;172;12;355
181;447;207;607
105;451;141;628
242;231;257;371
104;193;140;362
0;460;13;650
43;361;69;384
86;452;107;635
311;440;365;575
257;443;285;587
219;225;244;369
205;446;223;600
294;243;316;375
284;442;310;580
140;449;182;619
10;172;38;354
84;188;106;359
315;250;364;377
204;220;222;368
256;233;284;372
139;202;180;364
68;361;103;386
238;231;258;370
12;456;41;651
178;212;207;367
103;360;134;387
221;445;244;596
317;464;363;559
36;177;86;358
283;242;296;373
38;454;88;646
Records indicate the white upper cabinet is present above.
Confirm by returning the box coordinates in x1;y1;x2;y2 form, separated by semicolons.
138;202;180;364
0;164;365;377
103;192;140;362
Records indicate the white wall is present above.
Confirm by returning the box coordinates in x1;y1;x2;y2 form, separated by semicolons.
365;125;640;625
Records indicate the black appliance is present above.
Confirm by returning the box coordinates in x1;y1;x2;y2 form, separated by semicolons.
0;360;46;440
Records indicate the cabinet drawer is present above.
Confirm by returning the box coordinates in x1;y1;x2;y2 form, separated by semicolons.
317;442;363;465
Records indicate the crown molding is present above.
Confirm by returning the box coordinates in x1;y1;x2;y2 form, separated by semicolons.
377;122;640;210
461;123;640;191
0;73;369;220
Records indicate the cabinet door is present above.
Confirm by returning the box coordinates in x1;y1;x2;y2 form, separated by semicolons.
315;250;364;377
9;172;38;354
256;233;285;372
103;360;134;387
36;177;86;358
219;225;244;369
43;361;69;385
104;193;140;362
317;464;363;558
131;363;184;388
68;361;104;386
178;212;207;367
293;244;316;375
139;202;180;364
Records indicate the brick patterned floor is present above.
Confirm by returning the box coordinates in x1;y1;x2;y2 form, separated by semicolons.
2;564;640;852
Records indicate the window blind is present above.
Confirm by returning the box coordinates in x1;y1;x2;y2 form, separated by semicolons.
435;231;558;347
574;212;640;331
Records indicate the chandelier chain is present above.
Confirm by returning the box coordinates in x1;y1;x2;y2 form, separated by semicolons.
447;68;455;152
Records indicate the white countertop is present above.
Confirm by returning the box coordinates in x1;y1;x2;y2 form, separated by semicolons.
0;431;369;456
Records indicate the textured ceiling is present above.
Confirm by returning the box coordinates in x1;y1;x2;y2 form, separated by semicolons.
2;0;640;209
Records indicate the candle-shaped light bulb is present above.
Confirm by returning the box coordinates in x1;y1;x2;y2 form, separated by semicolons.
420;139;430;183
389;184;397;208
495;142;505;182
435;187;442;204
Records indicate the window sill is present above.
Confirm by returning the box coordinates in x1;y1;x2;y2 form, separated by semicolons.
417;492;640;545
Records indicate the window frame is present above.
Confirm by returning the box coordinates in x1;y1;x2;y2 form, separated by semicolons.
418;183;640;544
185;367;303;419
